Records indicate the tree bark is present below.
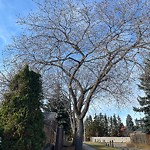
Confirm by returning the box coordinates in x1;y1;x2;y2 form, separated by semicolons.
75;118;84;150
71;128;76;146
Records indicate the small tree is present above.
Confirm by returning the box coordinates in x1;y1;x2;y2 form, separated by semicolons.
133;58;150;133
0;65;45;150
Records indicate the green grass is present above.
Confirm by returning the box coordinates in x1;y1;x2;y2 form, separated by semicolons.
84;142;118;150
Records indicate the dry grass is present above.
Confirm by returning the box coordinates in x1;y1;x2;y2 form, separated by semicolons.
126;142;150;150
84;142;118;150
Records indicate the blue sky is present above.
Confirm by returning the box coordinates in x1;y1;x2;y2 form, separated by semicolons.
0;0;36;65
0;0;144;125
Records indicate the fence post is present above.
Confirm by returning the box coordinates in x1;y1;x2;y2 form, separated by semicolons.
112;140;114;147
110;141;112;147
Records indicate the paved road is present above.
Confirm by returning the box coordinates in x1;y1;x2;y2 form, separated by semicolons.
83;144;96;150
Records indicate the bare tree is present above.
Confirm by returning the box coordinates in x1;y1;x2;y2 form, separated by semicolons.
7;0;150;149
0;66;13;101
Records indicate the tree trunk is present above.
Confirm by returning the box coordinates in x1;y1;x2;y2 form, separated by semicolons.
75;118;84;150
71;128;76;146
69;110;76;146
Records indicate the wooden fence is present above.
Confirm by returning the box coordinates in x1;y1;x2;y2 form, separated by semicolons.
130;131;150;145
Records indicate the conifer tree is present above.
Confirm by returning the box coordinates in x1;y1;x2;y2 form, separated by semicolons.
126;114;134;133
117;115;122;128
84;115;93;140
0;65;45;150
44;83;71;135
117;115;124;136
103;114;109;136
108;116;113;137
98;113;105;136
92;114;100;137
111;114;118;136
133;58;150;133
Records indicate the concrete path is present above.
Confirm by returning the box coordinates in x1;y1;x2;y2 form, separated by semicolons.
83;144;96;150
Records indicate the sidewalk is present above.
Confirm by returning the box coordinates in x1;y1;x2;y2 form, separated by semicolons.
83;144;96;150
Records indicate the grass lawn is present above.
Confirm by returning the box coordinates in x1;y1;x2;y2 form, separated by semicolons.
84;142;118;150
126;143;150;150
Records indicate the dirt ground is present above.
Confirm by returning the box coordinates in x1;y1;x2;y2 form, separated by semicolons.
62;145;75;150
62;141;75;150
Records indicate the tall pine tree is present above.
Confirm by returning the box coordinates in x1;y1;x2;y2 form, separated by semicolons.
133;58;150;133
103;114;109;136
108;116;113;137
0;65;45;150
84;115;93;140
44;83;71;135
126;114;134;134
117;115;124;137
111;114;118;136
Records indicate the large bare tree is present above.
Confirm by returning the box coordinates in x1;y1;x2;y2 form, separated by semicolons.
7;0;150;149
